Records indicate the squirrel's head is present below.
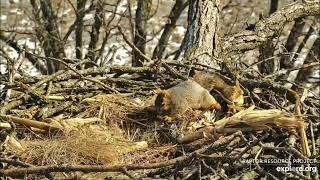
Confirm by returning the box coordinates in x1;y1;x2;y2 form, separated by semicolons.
224;80;244;105
155;90;171;113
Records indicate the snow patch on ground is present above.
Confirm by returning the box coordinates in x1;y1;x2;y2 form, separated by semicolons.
99;42;130;66
0;15;7;21
65;45;76;59
17;38;39;51
2;46;19;60
175;26;186;36
9;8;22;15
83;14;94;21
0;44;41;76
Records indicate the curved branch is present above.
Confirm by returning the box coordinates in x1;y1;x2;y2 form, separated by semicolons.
0;32;48;74
221;1;320;55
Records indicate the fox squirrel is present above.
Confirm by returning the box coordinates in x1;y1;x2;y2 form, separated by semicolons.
155;79;221;122
192;71;244;109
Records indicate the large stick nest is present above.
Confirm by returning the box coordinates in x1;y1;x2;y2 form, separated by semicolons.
0;60;319;179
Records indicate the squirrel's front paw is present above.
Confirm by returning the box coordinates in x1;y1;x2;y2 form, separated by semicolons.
163;116;174;123
156;115;174;123
210;102;221;110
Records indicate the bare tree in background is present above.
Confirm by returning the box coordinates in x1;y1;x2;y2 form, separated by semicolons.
0;1;320;178
132;0;152;67
30;0;66;74
75;0;87;60
258;0;279;75
152;0;188;60
85;0;104;65
0;0;318;90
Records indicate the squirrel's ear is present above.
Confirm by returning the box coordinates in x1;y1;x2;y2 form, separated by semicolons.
154;88;162;94
157;90;171;99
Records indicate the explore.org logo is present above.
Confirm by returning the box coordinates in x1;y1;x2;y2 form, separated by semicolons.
276;166;318;173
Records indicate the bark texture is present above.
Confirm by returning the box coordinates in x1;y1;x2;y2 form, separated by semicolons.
185;0;221;67
258;0;279;75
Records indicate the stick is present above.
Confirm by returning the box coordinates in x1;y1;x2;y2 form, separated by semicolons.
0;114;62;132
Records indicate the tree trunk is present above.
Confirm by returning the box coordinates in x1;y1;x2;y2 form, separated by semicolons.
152;0;188;60
86;0;104;65
132;0;152;67
289;25;318;89
31;0;66;74
258;39;276;74
75;0;87;60
258;0;278;75
184;0;221;68
280;17;305;69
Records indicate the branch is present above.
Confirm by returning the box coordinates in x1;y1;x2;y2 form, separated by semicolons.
118;27;186;80
118;27;152;62
132;0;152;66
0;32;48;74
85;0;104;63
152;0;188;59
75;0;87;59
0;114;62;132
221;1;320;55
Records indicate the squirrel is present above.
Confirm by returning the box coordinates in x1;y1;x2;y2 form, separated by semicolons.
155;79;221;122
192;71;244;111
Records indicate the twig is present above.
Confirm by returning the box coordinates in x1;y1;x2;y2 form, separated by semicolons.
118;27;186;80
254;146;279;180
0;114;62;132
82;77;119;94
0;158;33;168
118;27;152;62
236;133;269;159
120;167;136;180
34;55;119;94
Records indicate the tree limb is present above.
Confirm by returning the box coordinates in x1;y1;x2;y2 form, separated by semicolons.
222;1;320;55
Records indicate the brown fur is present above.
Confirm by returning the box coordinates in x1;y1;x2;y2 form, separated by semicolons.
193;72;227;90
155;80;221;122
155;90;171;113
193;72;244;105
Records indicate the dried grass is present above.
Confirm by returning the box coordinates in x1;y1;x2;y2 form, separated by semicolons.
81;94;149;126
15;125;147;166
214;106;307;132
